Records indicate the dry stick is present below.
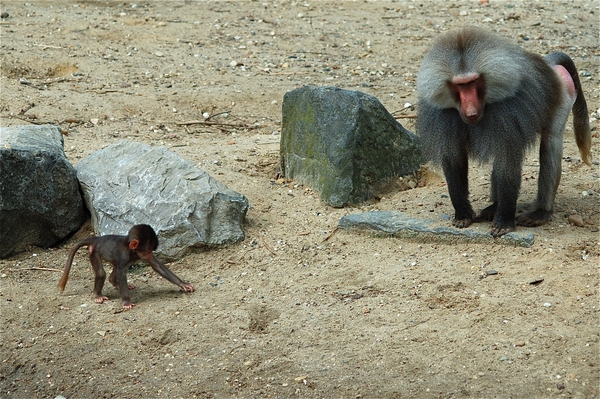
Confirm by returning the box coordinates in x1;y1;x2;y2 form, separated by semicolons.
394;115;417;119
263;71;298;76
12;115;84;128
260;236;276;255
221;247;257;269
400;318;431;331
20;267;63;272
13;115;43;125
18;102;35;115
33;44;62;49
87;89;123;94
176;120;260;129
205;110;232;121
321;227;339;243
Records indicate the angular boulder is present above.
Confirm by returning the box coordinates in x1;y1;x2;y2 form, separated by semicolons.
0;124;86;258
281;85;423;207
76;140;249;260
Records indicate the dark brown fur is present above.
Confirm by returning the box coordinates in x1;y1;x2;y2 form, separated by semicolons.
58;224;194;309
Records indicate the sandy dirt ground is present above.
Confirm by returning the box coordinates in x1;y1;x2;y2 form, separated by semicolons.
0;1;599;398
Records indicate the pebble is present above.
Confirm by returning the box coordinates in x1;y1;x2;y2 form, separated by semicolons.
543;302;552;307
568;214;585;227
515;341;526;347
486;270;498;275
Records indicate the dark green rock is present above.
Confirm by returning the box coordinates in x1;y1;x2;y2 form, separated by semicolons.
281;86;423;207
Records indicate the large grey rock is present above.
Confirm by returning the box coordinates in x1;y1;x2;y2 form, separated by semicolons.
0;124;86;258
338;211;534;247
76;140;249;260
281;86;423;207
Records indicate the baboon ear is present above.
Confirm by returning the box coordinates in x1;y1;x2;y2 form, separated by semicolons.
129;239;139;250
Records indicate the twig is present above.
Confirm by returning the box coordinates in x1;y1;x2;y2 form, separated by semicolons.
321;227;339;243
13;115;43;125
260;236;276;255
19;267;63;272
400;317;431;331
18;102;35;115
87;89;123;94
394;115;417;119
60;118;86;125
176;120;260;129
205;110;232;121
262;71;298;76
33;44;62;49
222;246;257;267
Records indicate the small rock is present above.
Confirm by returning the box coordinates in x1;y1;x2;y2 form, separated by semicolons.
294;375;307;383
486;270;498;275
515;341;526;347
1;12;9;19
543;302;552;307
568;214;585;227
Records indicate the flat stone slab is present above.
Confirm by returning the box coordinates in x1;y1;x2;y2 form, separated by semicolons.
338;211;534;247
